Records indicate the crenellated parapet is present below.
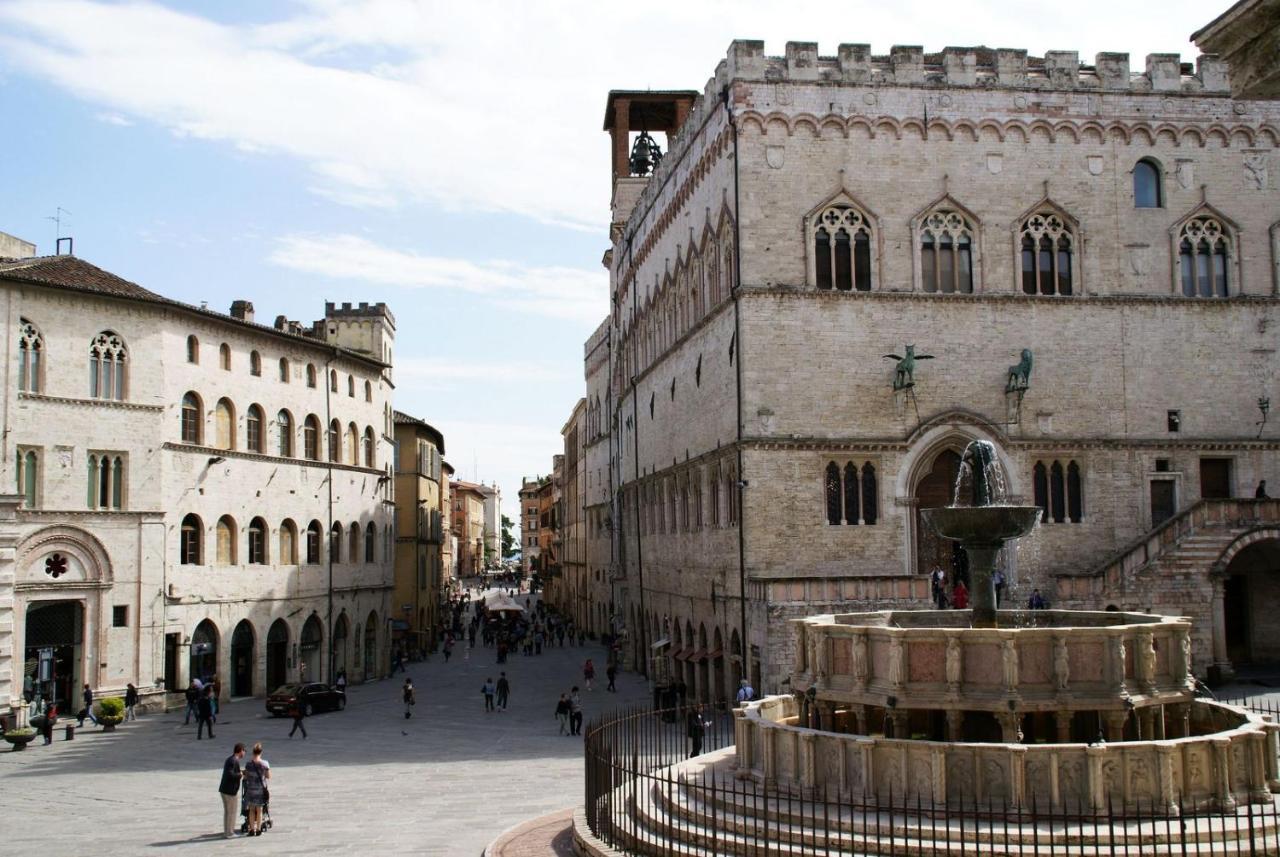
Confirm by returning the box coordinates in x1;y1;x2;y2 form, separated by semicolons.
724;41;1231;94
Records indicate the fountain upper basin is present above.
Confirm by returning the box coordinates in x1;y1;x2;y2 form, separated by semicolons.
920;505;1041;545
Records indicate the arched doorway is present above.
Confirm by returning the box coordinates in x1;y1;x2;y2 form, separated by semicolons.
712;627;726;704
363;611;378;680
1222;537;1280;667
266;619;289;692
23;600;84;710
230;620;255;697
300;615;323;682
333;614;350;681
915;449;969;583
190;619;219;687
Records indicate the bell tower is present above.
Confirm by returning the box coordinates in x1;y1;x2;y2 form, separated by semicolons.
603;90;698;232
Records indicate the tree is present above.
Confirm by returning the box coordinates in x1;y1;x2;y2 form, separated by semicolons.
501;514;517;558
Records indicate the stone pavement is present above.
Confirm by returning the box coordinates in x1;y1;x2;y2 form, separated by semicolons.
482;807;575;857
0;596;647;856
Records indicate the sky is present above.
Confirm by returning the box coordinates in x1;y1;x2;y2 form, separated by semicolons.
0;0;1215;522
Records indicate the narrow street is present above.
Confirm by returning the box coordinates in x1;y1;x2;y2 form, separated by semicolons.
0;592;648;856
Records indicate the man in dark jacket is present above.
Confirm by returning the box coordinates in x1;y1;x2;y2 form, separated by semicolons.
218;743;245;838
78;684;97;727
183;681;199;725
687;704;709;758
196;687;215;740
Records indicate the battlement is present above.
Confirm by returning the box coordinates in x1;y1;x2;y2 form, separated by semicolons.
324;300;397;329
722;41;1230;94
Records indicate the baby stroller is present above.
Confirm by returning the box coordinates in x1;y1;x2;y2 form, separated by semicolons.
240;787;273;834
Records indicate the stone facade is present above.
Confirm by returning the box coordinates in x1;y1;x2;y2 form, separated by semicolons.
393;411;446;653
450;481;486;577
0;256;397;725
566;35;1280;702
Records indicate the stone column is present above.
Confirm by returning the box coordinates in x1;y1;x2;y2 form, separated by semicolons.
1212;737;1237;811
997;711;1022;743
1009;745;1027;809
1157;744;1180;816
1248;732;1271;803
800;731;818;798
852;704;868;736
733;706;751;773
860;740;875;801
820;701;838;733
1086;744;1108;815
946;709;965;742
1104;711;1128;743
762;726;778;790
1138;708;1156;741
1210;580;1235;683
1265;722;1280;792
1055;711;1074;743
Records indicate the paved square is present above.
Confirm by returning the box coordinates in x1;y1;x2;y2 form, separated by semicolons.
1;622;647;856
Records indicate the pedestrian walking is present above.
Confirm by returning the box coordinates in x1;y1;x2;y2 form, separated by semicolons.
218;743;246;839
482;677;496;712
287;695;307;738
443;636;454;662
735;679;755;705
993;569;1006;607
243;744;270;836
583;658;595;691
124;683;139;721
37;697;56;745
555;693;570;734
335;669;348;693
496;672;510;711
606;663;618;693
569;686;583;736
687;704;709;758
578;629;586;646
78;683;97;727
195;687;215;739
403;678;416;719
210;675;221;719
951;579;970;610
930;566;948;609
183;681;199;725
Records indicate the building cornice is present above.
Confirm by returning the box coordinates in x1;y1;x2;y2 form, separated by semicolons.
18;391;165;412
161;441;384;475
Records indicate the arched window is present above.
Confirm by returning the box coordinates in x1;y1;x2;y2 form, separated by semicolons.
347;375;355;397
277;410;294;457
364;380;373;402
306;363;317;388
363;426;376;468
330;369;338;393
1033;461;1049;522
279;518;298;564
303;415;320;460
250;350;262;376
214;398;236;450
248;517;267;564
18;318;43;393
17;448;38;508
812;202;873;292
365;522;376;563
919;208;975;294
216;515;237;565
328;419;341;462
86;453;124;510
279;357;290;383
861;463;878;525
1031;458;1085;524
88;331;127;400
180;513;202;564
219;343;231;371
1049;460;1066;523
186;335;199;365
246;404;264;453
1178;215;1232;297
1067;461;1083;523
843;462;860;525
824;462;841;525
1134;159;1162;208
1019;212;1075;296
181;392;203;444
346;422;359;466
305;520;322;564
709;464;721;527
330;521;343;563
349;522;360;563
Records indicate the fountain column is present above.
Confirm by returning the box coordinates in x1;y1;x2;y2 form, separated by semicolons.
1055;711;1073;743
965;544;1002;628
1104;711;1128;742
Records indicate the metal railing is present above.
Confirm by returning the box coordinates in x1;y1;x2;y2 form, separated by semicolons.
584;698;1280;856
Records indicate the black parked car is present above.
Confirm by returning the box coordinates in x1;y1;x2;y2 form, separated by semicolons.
266;682;346;717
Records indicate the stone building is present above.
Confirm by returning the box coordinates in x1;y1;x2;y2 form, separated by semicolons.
569;28;1279;703
479;483;501;569
450;480;486;577
441;460;455;580
519;476;542;577
0;250;397;725
393;411;446;652
556;399;587;625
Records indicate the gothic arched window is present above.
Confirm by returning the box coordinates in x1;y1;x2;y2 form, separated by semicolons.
277;410;294;457
180;513;202;564
181;392;203;444
88;330;127;400
812;203;873;292
1034;458;1083;524
246;404;264;453
1178;214;1233;297
1019;212;1075;296
18;318;43;393
303;415;320;460
1033;461;1049;522
843;462;860;525
824;462;841;525
861;463;878;525
917;204;976;294
248;517;267;564
306;520;322;564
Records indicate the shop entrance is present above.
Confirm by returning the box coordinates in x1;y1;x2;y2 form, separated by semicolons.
299;616;323;682
266;619;289;692
230;620;255;697
189;619;218;687
24;600;84;710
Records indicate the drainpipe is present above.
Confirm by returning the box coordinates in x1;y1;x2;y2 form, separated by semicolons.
722;84;750;689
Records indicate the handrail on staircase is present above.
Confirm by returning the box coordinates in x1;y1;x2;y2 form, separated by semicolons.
1063;497;1280;582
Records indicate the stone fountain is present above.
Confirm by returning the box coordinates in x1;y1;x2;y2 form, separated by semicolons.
920;439;1040;627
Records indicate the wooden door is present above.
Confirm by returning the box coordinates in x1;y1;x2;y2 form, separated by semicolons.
1199;458;1232;499
1150;480;1176;526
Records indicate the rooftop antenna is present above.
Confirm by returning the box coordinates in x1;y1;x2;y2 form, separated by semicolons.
46;207;73;255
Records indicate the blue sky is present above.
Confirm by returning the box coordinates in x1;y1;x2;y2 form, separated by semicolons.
0;0;1211;518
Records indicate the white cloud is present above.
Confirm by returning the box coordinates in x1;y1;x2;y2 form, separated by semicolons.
269;232;607;322
94;111;132;126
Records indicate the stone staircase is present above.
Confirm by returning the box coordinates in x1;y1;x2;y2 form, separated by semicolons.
587;750;1280;856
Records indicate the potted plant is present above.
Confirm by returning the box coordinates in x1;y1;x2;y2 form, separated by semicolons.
3;728;36;751
95;697;125;731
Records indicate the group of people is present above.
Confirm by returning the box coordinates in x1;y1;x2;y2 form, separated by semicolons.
554;687;584;735
929;566;1050;611
183;678;222;739
218;742;272;838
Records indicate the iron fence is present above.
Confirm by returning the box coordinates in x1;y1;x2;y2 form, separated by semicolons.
584;697;1280;856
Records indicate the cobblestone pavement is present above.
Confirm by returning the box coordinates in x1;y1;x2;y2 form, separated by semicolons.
0;593;648;856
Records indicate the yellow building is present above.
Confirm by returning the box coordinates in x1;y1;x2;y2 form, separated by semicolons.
393;411;446;654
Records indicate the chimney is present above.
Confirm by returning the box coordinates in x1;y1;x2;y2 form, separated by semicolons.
230;300;255;323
